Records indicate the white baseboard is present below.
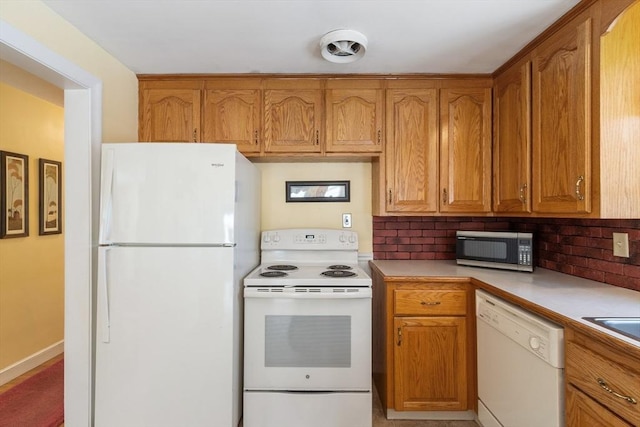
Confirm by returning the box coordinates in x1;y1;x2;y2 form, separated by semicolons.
0;340;64;386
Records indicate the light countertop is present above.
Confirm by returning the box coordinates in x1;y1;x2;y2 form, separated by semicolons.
370;260;640;349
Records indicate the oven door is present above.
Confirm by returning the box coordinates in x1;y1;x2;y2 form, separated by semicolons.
244;287;372;391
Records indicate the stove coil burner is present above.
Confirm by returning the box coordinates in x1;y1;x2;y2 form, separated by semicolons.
327;264;353;270
322;270;356;278
260;271;288;278
267;264;298;271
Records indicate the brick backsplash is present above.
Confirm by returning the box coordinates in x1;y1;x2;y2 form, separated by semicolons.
373;217;640;292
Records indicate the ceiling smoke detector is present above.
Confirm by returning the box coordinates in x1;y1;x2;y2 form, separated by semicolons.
320;30;368;64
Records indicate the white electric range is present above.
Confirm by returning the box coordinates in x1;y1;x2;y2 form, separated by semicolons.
243;228;372;427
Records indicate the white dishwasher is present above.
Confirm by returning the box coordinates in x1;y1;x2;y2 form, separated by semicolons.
476;289;564;427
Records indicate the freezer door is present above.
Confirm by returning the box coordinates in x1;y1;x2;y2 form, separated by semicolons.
99;143;237;245
95;246;241;427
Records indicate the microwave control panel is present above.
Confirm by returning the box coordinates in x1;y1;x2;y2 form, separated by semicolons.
518;238;532;266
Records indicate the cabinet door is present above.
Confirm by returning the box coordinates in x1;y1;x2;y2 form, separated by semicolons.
393;316;467;411
493;61;532;213
440;87;492;213
532;12;592;213
202;88;261;153
325;87;383;153
566;385;632;427
139;88;201;142
264;89;322;153
385;89;438;213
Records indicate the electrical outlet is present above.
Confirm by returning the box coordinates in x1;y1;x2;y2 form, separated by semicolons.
612;232;630;258
342;213;352;228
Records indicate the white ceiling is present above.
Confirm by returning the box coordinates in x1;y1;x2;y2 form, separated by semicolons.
41;0;581;75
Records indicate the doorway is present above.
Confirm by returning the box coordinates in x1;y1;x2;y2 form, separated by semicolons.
1;20;101;426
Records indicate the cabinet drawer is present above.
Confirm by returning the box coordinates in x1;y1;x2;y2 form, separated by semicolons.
566;341;640;425
394;290;466;316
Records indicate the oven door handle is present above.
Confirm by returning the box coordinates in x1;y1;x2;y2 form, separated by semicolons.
244;289;372;299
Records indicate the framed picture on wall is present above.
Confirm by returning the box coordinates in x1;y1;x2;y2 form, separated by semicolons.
39;158;62;235
0;151;29;238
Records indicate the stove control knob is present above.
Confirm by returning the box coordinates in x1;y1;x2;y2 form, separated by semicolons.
348;235;356;243
339;234;347;243
263;234;271;243
273;234;280;242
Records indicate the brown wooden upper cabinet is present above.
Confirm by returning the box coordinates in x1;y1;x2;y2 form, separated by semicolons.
139;81;202;142
492;0;638;218
385;86;439;213
202;79;262;153
382;80;492;215
263;79;323;154
493;59;532;214
440;86;492;213
531;9;593;214
325;80;384;153
598;0;639;219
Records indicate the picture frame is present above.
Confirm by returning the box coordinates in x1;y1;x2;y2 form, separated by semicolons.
285;180;350;203
39;158;62;235
0;151;29;238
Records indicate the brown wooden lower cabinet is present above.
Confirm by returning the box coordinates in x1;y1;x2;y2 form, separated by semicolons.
394;316;467;411
370;269;640;424
371;268;475;416
565;327;640;426
566;385;632;427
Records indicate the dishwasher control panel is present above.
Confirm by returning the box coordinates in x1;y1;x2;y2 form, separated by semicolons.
476;290;564;368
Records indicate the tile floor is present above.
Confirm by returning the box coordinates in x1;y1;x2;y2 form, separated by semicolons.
372;384;479;427
6;356;478;427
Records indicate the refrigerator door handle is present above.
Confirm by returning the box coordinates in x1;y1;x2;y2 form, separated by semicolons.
98;247;111;343
99;148;115;244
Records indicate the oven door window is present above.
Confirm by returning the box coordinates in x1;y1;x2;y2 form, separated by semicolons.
265;315;351;368
244;295;371;391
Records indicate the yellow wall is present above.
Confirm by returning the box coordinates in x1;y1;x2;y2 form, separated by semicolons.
0;60;64;107
0;0;138;142
0;82;65;368
257;162;373;253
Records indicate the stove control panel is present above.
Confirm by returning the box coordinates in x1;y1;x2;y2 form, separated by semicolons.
261;229;358;250
294;233;327;244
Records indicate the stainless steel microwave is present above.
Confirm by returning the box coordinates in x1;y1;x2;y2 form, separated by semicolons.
456;231;533;272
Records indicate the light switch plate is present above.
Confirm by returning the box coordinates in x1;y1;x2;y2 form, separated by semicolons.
342;213;352;228
612;232;630;257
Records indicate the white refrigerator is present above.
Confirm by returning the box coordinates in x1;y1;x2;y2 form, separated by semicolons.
95;143;260;427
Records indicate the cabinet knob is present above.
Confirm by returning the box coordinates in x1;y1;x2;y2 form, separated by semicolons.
575;175;585;201
193;128;197;142
420;301;441;306
442;188;448;204
377;130;381;144
388;189;392;205
397;327;402;346
316;130;319;145
255;130;259;145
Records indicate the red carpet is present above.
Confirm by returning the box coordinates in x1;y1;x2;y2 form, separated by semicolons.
0;359;64;427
